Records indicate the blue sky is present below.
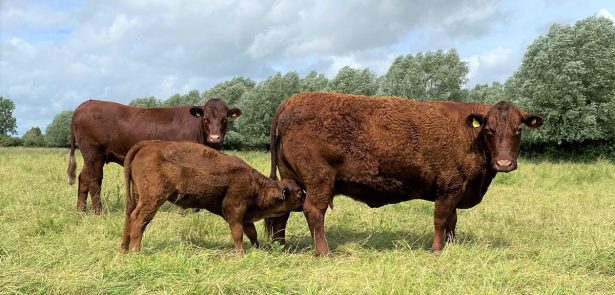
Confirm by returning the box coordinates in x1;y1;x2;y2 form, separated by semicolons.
1;0;614;135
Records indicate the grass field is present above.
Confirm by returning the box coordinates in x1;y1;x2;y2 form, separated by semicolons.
0;147;614;294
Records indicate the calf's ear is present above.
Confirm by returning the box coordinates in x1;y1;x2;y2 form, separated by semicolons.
523;113;543;128
189;107;204;117
465;114;485;129
228;107;241;118
281;188;290;200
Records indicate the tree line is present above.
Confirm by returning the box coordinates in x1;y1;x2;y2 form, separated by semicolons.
2;16;614;158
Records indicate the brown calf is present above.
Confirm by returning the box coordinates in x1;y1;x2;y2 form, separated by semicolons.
267;92;543;255
121;140;304;254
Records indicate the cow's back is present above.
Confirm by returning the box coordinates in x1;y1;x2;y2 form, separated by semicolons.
72;100;202;164
275;92;489;203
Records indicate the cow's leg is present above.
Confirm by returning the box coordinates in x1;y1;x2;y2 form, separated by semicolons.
88;156;105;215
432;194;460;252
229;222;245;256
243;222;259;248
127;201;161;252
269;213;290;245
76;164;90;212
303;176;334;256
445;209;457;244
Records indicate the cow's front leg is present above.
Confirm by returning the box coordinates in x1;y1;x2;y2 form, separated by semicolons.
432;193;460;252
445;209;457;243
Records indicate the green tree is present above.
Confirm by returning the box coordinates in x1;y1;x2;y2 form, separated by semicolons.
464;82;507;105
163;90;203;107
508;16;615;144
22;127;45;147
203;77;256;106
235;72;301;148
300;71;329;92
327;66;378;96
0;96;17;136
45;111;74;147
129;96;161;108
378;49;468;101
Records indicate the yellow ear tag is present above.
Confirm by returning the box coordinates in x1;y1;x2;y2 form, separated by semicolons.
531;119;537;125
472;118;481;128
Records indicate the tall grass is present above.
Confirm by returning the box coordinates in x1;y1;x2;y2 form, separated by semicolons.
0;148;614;294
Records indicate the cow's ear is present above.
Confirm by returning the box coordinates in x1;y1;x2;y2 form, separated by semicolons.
523;113;543;128
466;113;485;129
228;107;241;119
189;107;204;117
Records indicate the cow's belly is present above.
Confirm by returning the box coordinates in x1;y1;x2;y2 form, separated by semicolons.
168;193;224;216
334;177;436;208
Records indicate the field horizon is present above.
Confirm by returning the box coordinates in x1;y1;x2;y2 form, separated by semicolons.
0;147;614;294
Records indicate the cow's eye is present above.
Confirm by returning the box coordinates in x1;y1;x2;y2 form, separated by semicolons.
514;127;522;135
485;127;495;136
222;118;227;124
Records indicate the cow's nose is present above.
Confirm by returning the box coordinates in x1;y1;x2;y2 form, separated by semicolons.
209;134;221;141
496;159;512;167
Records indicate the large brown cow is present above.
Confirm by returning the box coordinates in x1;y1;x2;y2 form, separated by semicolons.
121;140;305;255
267;92;543;255
68;99;241;214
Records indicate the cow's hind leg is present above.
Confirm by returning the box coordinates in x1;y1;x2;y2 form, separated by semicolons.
76;165;90;212
88;156;105;215
243;222;259;248
303;170;335;256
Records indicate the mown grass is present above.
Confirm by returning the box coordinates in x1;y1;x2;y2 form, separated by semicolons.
0;147;614;294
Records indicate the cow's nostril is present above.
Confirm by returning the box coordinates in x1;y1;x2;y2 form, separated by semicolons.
496;160;512;167
209;134;221;141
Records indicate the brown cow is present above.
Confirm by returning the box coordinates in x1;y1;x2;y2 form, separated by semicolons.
121;140;305;254
68;99;241;214
267;92;543;255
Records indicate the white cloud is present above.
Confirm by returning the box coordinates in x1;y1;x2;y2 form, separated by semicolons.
596;9;615;22
0;0;506;134
463;48;517;87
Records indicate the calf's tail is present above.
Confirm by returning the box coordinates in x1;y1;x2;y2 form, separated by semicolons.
67;117;77;185
123;142;146;216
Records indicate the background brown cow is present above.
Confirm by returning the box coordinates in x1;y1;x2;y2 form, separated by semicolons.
267;92;543;255
68;98;240;214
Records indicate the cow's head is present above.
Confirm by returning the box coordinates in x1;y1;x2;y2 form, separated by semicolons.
189;98;241;147
466;101;543;172
257;179;306;211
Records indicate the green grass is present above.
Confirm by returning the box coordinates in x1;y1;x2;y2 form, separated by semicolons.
0;147;614;294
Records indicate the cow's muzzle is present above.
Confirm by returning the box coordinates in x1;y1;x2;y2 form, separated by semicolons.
494;159;517;172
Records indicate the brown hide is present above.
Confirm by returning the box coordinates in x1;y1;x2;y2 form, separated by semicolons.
121;140;304;254
67;99;240;214
268;92;543;255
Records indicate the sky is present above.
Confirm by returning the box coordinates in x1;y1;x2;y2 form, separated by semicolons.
1;0;615;135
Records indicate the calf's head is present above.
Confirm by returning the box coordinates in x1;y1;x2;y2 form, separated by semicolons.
466;101;543;172
189;98;241;146
257;179;306;212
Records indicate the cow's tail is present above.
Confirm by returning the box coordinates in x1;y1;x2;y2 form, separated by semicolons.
124;142;146;216
67;115;77;185
265;102;286;239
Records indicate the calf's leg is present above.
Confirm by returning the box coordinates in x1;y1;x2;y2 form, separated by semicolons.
228;222;245;255
243;222;259;248
268;213;290;244
127;200;161;252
